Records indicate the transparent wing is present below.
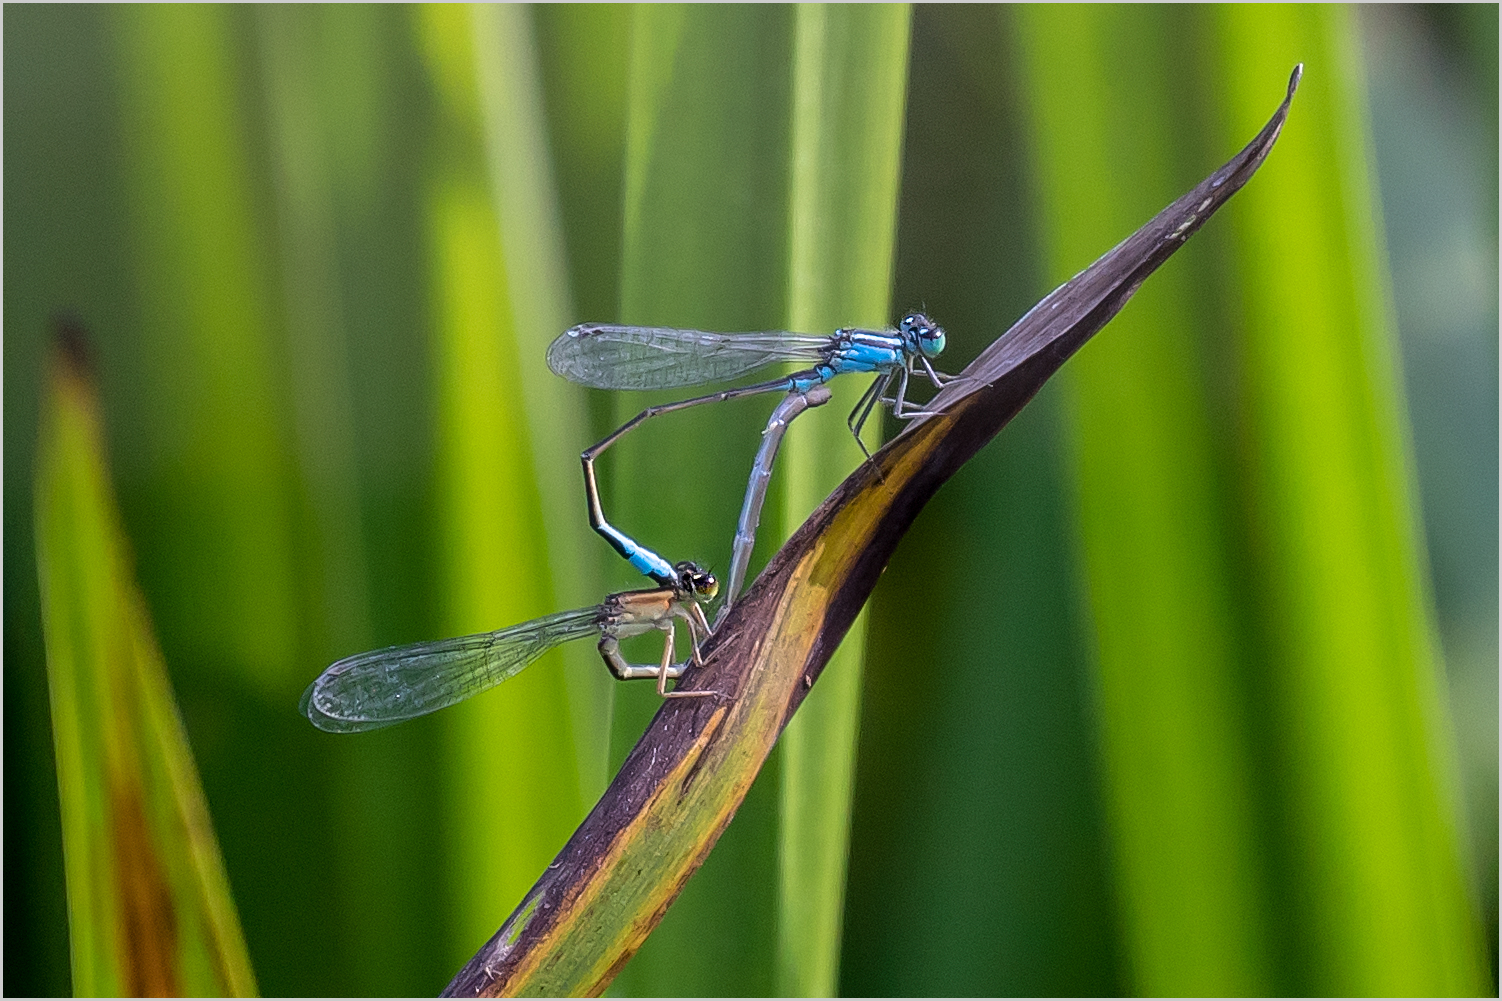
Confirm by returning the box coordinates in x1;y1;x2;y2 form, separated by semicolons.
300;606;603;733
547;324;832;390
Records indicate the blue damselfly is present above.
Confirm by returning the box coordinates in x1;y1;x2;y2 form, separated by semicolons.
548;313;950;587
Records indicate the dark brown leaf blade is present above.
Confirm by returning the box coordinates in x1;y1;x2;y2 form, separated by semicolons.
445;63;1301;1000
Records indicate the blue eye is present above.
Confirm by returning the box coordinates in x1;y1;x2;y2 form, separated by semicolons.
901;312;945;359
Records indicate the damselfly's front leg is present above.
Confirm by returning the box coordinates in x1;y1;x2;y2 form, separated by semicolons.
919;355;963;387
627;603;722;699
599;625;683;681
683;601;712;666
655;620;676;697
887;358;944;421
658;616;716;700
598;626;704;698
847;370;896;460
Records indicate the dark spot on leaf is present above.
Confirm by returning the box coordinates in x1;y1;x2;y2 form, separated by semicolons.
110;778;181;997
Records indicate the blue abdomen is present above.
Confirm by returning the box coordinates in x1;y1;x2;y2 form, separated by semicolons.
600;524;674;582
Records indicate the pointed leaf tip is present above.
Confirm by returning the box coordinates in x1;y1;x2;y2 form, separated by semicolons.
51;312;97;383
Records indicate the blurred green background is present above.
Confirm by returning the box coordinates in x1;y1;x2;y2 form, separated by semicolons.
5;5;1495;996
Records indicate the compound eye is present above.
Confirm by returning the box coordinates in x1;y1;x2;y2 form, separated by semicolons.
917;320;945;358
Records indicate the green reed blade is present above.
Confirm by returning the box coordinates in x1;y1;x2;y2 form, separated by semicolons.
779;6;912;997
37;332;259;998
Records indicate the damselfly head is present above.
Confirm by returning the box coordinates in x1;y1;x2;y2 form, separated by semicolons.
900;312;946;359
675;560;720;601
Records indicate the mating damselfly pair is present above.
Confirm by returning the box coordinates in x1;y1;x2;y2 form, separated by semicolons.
301;313;950;733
